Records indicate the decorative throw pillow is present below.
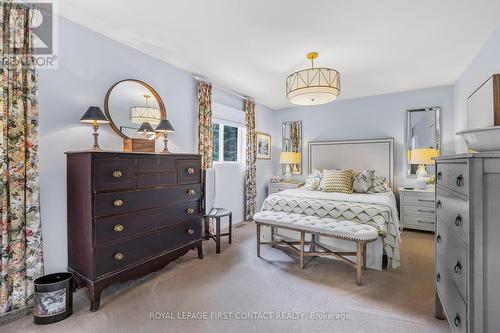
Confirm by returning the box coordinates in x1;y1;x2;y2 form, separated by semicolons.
367;175;389;193
303;169;322;191
352;170;375;193
321;169;354;194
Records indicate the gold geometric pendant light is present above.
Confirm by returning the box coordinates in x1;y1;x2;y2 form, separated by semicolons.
286;52;341;106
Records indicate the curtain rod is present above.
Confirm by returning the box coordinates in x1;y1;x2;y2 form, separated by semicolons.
193;74;252;101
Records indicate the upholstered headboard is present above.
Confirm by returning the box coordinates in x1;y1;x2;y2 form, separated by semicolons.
308;138;394;190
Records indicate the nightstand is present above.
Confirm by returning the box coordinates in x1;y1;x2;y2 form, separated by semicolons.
268;181;303;195
398;187;435;232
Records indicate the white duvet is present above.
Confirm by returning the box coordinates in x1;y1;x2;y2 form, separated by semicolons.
273;188;401;243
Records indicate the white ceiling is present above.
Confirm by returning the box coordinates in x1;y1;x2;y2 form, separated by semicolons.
56;0;500;109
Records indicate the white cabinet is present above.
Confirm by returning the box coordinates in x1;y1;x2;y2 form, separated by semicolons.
398;187;435;232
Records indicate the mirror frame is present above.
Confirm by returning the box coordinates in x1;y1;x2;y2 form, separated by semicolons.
104;79;167;140
405;106;441;177
281;120;303;175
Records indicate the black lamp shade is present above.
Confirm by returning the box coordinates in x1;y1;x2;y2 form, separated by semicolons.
137;122;155;134
80;106;109;124
155;119;175;133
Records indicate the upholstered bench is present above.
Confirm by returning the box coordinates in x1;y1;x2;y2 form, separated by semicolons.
253;211;379;285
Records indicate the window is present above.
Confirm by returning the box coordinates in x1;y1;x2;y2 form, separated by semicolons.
212;122;245;164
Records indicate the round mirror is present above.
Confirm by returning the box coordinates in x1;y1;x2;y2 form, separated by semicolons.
104;79;166;140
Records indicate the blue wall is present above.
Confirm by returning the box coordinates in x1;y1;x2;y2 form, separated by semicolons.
38;17;276;273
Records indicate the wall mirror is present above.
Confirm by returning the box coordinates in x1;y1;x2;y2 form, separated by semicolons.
281;121;302;175
105;79;166;151
405;107;441;176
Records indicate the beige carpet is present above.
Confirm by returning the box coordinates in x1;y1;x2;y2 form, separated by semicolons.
4;223;449;333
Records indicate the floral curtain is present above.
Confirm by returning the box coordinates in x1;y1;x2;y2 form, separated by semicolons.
0;2;44;315
197;81;213;170
245;99;256;221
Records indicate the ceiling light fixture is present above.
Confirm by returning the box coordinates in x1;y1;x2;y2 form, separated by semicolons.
286;52;341;106
130;94;161;125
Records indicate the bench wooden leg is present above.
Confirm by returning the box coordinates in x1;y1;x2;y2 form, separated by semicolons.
362;242;367;270
256;223;261;257
299;231;305;269
310;234;316;253
356;241;363;285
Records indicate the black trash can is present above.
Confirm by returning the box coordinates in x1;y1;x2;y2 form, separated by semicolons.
33;272;73;325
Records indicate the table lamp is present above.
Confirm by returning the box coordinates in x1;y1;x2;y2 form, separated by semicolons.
410;148;439;189
80;106;110;151
155;119;175;153
137;122;155;139
280;152;300;181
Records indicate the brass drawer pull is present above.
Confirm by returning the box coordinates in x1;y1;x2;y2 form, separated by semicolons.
114;224;124;232
112;170;122;178
114;252;124;261
456;174;464;187
113;199;123;207
417;209;435;214
187;189;196;196
187;167;195;174
454;314;461;327
417;220;434;224
186;208;194;214
187;228;195;235
436;273;440;282
454;215;462;227
454;261;462;274
436;200;442;209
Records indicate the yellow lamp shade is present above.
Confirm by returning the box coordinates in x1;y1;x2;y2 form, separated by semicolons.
280;152;301;164
409;148;439;165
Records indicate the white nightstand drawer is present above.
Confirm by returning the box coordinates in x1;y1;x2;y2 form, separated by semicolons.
404;205;435;217
403;215;435;229
403;195;435;208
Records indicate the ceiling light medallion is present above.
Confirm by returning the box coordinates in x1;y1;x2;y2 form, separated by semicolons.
286;52;341;105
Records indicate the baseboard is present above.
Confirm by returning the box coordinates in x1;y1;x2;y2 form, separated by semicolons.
0;306;32;327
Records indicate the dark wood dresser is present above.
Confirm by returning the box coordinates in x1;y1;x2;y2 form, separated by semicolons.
66;151;203;311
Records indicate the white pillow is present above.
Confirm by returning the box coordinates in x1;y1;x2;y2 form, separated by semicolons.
303;169;322;191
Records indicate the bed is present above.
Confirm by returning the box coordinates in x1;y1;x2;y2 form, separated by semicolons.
260;138;400;270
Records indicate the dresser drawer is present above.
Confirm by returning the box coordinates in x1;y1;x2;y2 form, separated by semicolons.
95;200;201;245
402;195;435;208
95;219;201;277
94;183;202;217
138;157;176;173
436;162;468;196
177;159;201;184
137;173;177;188
403;205;435;217
93;157;136;191
436;188;469;245
436;272;467;333
436;219;468;301
403;214;435;229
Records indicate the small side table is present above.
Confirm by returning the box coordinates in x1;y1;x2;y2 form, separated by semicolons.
203;208;232;254
268;181;303;195
398;186;435;232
